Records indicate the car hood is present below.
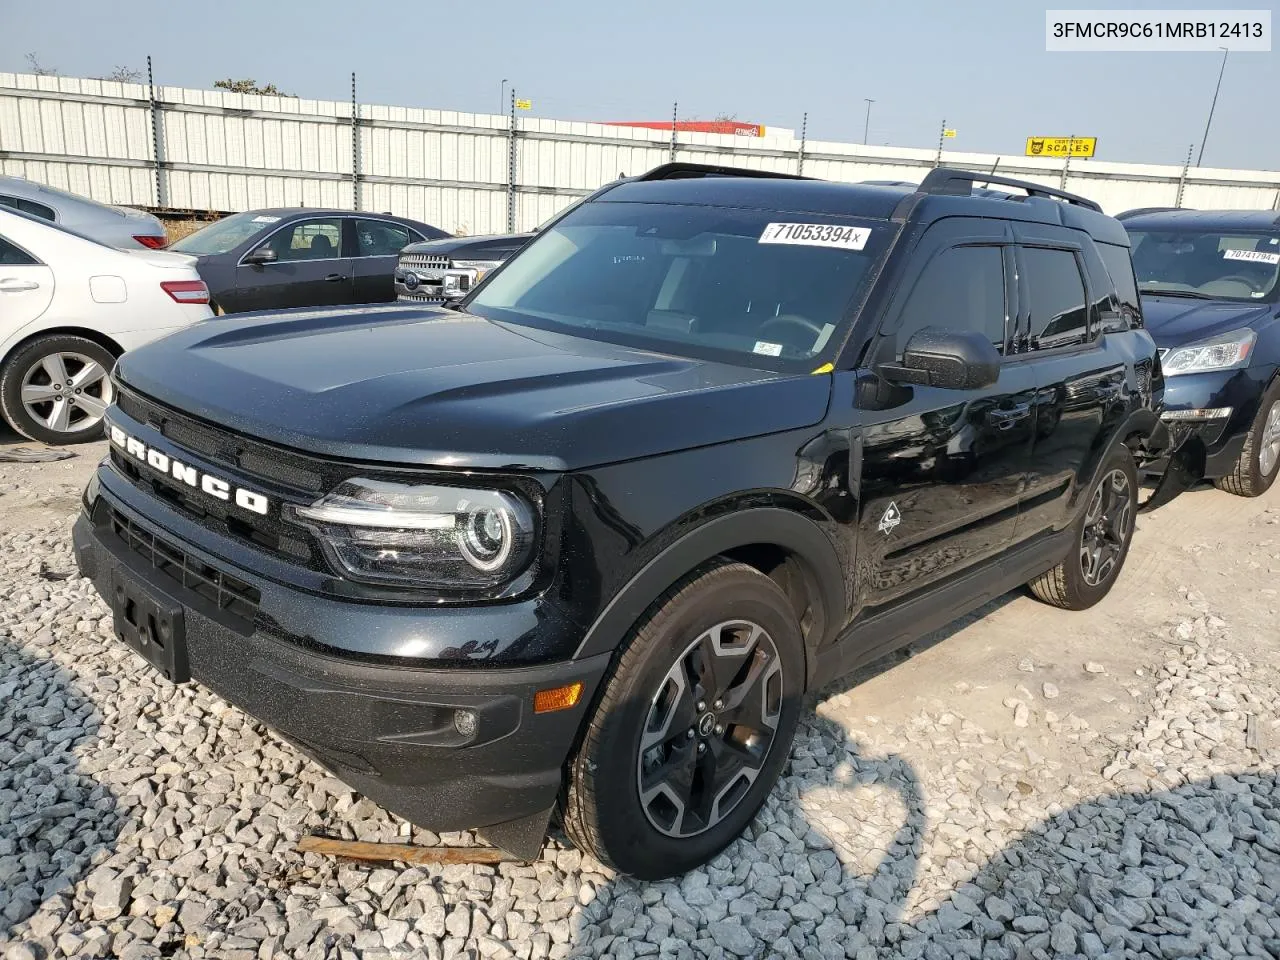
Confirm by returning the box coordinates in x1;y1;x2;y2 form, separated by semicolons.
400;234;534;257
114;304;831;471
1141;295;1274;348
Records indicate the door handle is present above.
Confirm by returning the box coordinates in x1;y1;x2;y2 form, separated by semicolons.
324;274;347;282
0;278;39;292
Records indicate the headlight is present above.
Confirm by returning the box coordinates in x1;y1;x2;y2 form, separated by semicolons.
1161;328;1255;376
451;259;504;282
292;478;535;589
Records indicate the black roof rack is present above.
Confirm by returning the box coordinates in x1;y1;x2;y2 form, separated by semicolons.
637;162;811;182
1115;206;1183;220
917;167;1103;213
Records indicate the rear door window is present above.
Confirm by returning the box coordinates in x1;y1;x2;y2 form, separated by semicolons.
1021;247;1089;350
354;219;412;257
0;235;40;265
1097;242;1140;328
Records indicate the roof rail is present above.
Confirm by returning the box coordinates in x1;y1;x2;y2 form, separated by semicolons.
1115;206;1182;220
637;162;811;182
917;167;1103;213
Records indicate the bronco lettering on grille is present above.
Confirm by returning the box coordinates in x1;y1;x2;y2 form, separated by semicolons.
109;425;271;516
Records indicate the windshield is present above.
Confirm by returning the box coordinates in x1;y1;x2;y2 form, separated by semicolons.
467;201;890;366
1128;229;1280;303
171;212;279;255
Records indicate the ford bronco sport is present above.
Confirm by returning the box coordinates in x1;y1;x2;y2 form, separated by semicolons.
74;164;1173;879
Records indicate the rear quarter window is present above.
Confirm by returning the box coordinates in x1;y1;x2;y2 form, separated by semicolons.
1097;242;1140;329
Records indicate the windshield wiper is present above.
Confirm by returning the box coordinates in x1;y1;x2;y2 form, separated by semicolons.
1138;286;1214;300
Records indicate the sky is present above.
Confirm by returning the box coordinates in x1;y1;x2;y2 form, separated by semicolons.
1;0;1275;170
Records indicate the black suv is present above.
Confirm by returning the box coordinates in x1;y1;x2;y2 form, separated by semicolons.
73;164;1170;879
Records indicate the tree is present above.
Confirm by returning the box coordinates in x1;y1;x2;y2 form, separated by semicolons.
213;78;295;97
25;52;57;76
97;65;145;83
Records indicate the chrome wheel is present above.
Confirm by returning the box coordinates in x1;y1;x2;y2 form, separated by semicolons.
1079;468;1133;587
637;620;783;838
19;352;112;436
1258;401;1280;476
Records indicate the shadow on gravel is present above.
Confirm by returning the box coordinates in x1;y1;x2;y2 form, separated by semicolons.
573;713;1279;958
0;637;120;942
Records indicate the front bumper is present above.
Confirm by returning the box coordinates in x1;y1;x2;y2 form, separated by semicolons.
1146;365;1275;479
72;499;611;846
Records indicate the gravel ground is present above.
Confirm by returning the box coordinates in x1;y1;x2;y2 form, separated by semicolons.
1;446;1279;960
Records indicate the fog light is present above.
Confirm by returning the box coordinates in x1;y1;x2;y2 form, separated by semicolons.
454;709;478;737
534;682;584;714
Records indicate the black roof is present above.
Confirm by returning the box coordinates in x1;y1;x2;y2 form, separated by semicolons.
601;168;1128;244
1118;208;1280;232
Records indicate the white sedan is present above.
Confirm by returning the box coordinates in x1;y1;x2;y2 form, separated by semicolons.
0;208;213;444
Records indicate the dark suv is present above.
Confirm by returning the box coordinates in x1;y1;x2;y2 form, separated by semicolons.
1119;209;1280;496
73;164;1171;879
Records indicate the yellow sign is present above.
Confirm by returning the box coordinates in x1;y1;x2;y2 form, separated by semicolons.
1025;136;1097;158
942;128;957;138
515;98;532;111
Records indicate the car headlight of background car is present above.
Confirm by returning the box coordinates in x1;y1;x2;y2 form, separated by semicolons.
292;478;536;588
451;259;504;283
1161;328;1255;376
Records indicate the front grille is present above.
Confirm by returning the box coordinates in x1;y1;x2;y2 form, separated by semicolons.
398;254;450;271
102;502;260;623
116;385;323;493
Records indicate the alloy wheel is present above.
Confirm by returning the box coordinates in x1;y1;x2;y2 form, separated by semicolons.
637;620;783;838
19;352;113;436
1079;468;1133;587
1257;401;1280;477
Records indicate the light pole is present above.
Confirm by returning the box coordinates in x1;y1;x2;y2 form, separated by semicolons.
1196;47;1228;167
499;78;509;118
863;99;875;145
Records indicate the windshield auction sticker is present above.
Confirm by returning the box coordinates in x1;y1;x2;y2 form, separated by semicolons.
1224;249;1280;265
759;223;871;250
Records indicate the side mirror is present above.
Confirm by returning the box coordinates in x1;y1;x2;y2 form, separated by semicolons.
881;327;1000;391
244;246;278;265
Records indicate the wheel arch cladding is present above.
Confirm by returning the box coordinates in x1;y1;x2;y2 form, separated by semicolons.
574;507;845;688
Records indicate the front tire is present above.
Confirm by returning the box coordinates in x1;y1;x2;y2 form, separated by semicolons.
1215;382;1280;497
563;561;804;879
0;335;117;444
1028;444;1138;610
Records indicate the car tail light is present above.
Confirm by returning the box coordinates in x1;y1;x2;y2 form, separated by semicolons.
134;234;168;249
161;280;210;304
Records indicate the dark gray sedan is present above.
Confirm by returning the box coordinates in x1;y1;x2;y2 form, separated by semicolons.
170;209;447;313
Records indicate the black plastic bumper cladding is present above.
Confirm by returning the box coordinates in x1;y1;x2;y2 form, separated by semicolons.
73;512;611;849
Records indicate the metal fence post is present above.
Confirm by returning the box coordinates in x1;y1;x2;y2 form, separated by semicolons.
146;56;165;208
507;90;518;233
1175;143;1194;208
670;102;678;163
797;112;807;176
351;72;360;211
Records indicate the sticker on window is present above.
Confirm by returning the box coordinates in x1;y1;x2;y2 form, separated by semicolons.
252;215;281;224
759;223;870;250
753;341;783;357
1223;249;1280;265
